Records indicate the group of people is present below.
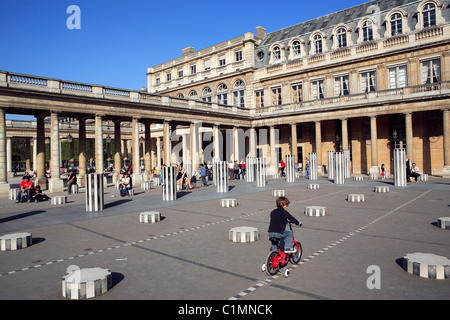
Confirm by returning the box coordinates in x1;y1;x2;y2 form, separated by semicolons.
175;164;208;190
117;165;133;197
406;156;421;182
15;175;50;203
228;160;246;180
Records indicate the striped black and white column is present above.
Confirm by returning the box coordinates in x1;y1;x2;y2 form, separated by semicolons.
162;166;177;201
215;160;228;193
309;152;317;180
246;157;255;183
327;151;334;180
394;148;407;187
85;173;104;211
334;152;345;184
285;155;295;183
255;157;266;188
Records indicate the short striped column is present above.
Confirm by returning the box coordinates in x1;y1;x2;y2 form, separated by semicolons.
353;176;364;182
402;253;450;280
229;227;259;243
215;161;228;193
308;152;317;180
139;211;161;224
220;198;238;207
141;181;151;190
394;148;406;187
162;166;177;201
62;267;112;299
347;194;365;202
374;186;390;193
285;155;295;183
85;173;104;211
0;232;32;251
51;195;67;205
343;149;351;178
438;217;450;230
71;184;79;194
9;188;20;200
421;174;429;182
272;190;285;197
304;206;327;217
255;157;267;188
307;183;320;190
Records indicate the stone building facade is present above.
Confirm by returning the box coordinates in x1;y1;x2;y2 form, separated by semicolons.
146;0;450;176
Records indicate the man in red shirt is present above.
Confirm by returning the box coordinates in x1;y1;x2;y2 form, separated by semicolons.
16;175;34;203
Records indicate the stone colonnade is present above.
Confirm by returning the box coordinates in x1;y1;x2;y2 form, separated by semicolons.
1;107;449;196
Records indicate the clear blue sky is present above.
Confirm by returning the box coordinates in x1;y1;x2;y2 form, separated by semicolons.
1;0;366;118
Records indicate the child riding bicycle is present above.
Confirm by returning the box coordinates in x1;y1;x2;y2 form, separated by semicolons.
268;197;302;253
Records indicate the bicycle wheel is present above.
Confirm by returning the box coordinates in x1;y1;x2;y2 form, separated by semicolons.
290;242;303;264
265;250;280;276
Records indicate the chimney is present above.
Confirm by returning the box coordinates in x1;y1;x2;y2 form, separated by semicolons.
182;46;195;56
256;26;266;39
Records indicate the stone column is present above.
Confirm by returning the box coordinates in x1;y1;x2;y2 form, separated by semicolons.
25;138;31;172
48;112;64;193
163;121;171;166
0;108;10;197
404;113;413;160
291;123;297;157
213;124;220;160
94;114;104;174
369;116;378;174
144;121;152;181
132;117;143;186
269;125;277;174
6;138;13;178
341;118;349;150
113;120;122;182
443;109;450;177
315;121;322;175
78;117;87;186
35;115;47;188
33;139;37;172
190;122;198;170
249;127;257;158
156;136;161;168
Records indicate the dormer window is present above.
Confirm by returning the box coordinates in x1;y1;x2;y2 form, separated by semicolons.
292;40;301;57
336;28;347;48
273;46;281;62
362;20;373;42
391;13;403;36
313;35;323;54
423;3;437;27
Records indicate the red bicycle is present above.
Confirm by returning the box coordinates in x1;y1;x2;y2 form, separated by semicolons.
261;222;302;277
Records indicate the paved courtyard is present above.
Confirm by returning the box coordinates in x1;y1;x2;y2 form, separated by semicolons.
0;174;449;301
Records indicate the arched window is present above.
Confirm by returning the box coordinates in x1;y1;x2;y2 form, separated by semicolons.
292;40;301;57
390;13;403;36
177;93;184;98
201;87;212;102
216;83;228;105
233;80;245;108
423;3;436;27
189;90;198;100
362;20;373;42
273;46;281;62
336;28;347;48
313;34;323;54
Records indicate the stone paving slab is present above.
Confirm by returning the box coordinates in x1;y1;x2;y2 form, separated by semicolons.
0;175;449;301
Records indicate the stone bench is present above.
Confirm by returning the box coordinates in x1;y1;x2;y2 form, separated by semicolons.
374;186;390;193
272;190;285;197
51;196;67;205
353;176;364;182
139;211;161;224
438;217;450;230
229;227;259;243
220;198;238;207
347;194;365;202
307;183;320;190
62;267;112;299
0;232;32;251
402;253;450;280
304;206;327;217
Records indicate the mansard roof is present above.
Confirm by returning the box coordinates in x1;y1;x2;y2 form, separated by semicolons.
258;0;420;46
